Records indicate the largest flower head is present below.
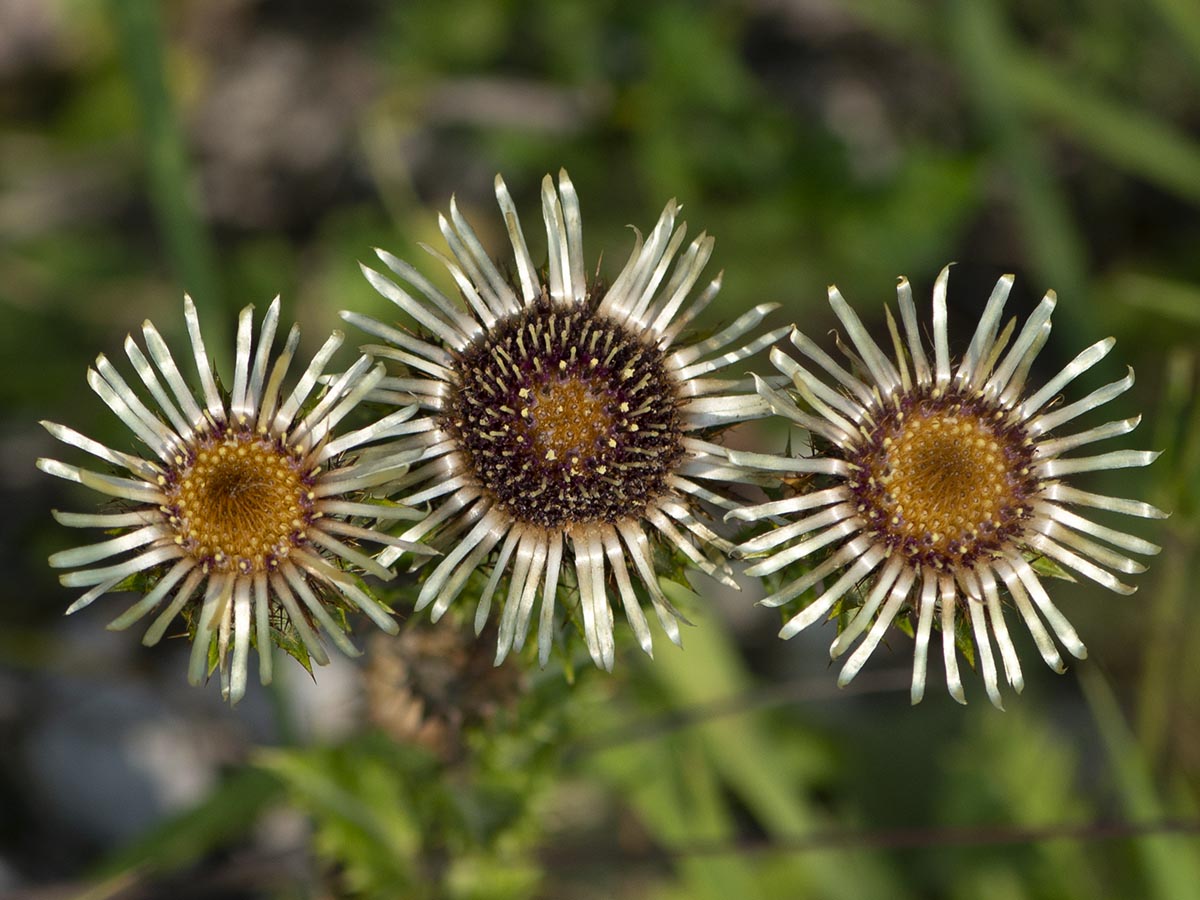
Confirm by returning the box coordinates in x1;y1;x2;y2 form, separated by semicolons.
731;267;1164;707
39;297;431;703
347;170;786;669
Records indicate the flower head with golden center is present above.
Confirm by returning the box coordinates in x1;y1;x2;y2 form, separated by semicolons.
346;170;786;670
730;267;1164;706
39;297;433;703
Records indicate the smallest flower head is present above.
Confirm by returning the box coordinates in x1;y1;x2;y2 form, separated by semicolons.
731;266;1165;706
39;297;432;703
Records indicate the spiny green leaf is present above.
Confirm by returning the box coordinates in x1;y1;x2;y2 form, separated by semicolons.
272;619;315;674
1028;553;1077;583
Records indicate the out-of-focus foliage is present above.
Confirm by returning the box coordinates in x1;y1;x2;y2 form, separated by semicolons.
3;0;1200;897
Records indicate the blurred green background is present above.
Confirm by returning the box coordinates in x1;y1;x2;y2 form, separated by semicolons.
3;0;1200;897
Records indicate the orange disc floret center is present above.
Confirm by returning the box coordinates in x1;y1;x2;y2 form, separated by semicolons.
523;376;615;468
170;433;309;571
877;412;1012;554
851;391;1038;566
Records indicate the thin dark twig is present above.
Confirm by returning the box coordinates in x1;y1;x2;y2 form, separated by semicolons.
540;818;1200;870
569;666;911;759
675;818;1200;855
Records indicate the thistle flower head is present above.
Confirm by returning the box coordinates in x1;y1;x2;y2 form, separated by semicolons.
731;266;1165;707
39;297;431;703
349;169;786;669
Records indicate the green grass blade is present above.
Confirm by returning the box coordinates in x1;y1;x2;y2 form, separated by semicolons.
1004;56;1200;205
645;581;904;900
108;0;223;330
1149;0;1200;70
595;737;766;900
1080;667;1200;900
1110;272;1200;327
950;0;1088;305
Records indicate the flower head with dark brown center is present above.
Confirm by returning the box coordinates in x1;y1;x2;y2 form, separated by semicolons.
348;170;786;669
442;297;686;529
730;267;1164;706
39;297;432;703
